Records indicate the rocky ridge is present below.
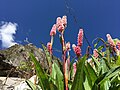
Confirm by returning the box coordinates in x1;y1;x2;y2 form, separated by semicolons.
0;43;53;90
0;43;61;90
0;43;49;78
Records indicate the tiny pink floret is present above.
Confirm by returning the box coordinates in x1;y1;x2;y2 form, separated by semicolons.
62;15;67;27
72;44;81;57
56;17;62;26
57;24;65;33
66;42;70;51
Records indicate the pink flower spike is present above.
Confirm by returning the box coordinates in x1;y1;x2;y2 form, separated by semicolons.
106;34;118;52
106;34;115;47
72;44;81;57
77;29;83;47
47;42;52;54
93;49;99;58
50;24;56;36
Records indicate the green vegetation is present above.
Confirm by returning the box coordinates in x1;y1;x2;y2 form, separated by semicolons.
26;16;120;90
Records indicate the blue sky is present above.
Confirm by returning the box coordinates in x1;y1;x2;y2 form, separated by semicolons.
0;0;120;56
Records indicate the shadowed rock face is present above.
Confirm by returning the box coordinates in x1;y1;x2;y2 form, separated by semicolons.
0;44;48;78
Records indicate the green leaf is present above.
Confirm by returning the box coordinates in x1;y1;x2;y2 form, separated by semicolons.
86;62;98;85
100;66;120;84
97;45;104;51
113;38;119;44
41;44;52;64
100;80;111;90
71;55;87;90
83;76;92;90
106;46;111;64
70;57;76;71
99;67;120;90
92;72;107;90
84;66;92;90
93;38;106;48
49;82;58;90
26;80;37;90
30;53;50;90
100;58;109;74
116;55;120;65
51;62;57;84
53;62;64;90
91;55;100;68
92;66;120;90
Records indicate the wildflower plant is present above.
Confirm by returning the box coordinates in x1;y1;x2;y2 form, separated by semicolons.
27;16;120;90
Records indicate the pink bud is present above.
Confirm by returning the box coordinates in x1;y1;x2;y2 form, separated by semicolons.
117;41;120;50
93;49;99;58
50;24;56;36
73;62;77;76
72;44;81;57
77;29;83;47
56;17;62;27
106;34;115;47
62;15;67;27
47;42;52;54
66;42;70;51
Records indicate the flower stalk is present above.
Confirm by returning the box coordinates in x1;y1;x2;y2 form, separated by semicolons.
61;33;69;90
56;15;69;90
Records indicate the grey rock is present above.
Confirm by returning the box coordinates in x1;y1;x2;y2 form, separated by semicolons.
0;44;48;78
0;77;25;90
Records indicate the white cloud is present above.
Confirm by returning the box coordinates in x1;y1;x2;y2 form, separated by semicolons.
0;22;18;48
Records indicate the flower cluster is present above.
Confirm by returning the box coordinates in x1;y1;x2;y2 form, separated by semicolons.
47;15;67;54
106;34;120;55
106;34;116;49
56;16;67;33
72;29;83;57
46;16;84;90
30;15;120;90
